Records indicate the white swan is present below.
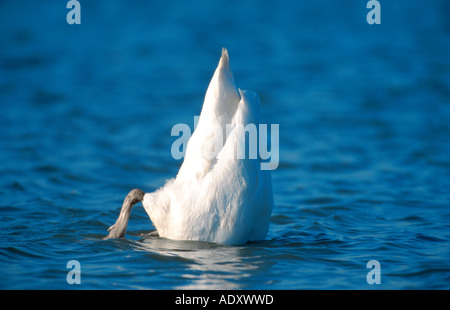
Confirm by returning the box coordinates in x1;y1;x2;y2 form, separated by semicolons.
105;48;274;245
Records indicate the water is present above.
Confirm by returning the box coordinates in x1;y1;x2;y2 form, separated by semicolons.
1;0;450;289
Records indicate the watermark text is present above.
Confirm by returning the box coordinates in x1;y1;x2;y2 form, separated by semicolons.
171;116;279;170
366;260;381;284
66;0;81;24
366;0;381;24
66;260;81;284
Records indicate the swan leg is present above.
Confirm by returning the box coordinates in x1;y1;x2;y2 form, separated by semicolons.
104;189;145;239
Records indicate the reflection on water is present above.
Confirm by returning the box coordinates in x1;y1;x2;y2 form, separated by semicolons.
0;0;449;289
131;235;260;289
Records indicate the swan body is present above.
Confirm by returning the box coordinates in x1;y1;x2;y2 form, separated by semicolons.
106;48;274;245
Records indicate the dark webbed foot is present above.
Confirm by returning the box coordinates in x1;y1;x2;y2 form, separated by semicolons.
104;189;145;239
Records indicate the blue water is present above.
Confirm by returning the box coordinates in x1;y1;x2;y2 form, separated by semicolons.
1;0;450;289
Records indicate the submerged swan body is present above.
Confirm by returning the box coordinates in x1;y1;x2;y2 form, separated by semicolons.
106;48;274;245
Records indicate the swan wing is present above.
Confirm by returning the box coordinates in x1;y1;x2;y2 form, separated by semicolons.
143;50;274;244
200;89;273;243
176;48;240;181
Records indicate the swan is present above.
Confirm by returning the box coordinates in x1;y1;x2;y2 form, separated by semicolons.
105;48;274;245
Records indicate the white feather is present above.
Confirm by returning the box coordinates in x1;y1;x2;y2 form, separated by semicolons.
142;48;274;245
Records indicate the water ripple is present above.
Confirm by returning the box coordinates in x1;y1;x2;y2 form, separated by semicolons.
0;0;449;289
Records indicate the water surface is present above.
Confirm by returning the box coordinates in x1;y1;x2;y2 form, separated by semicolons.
1;0;449;289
